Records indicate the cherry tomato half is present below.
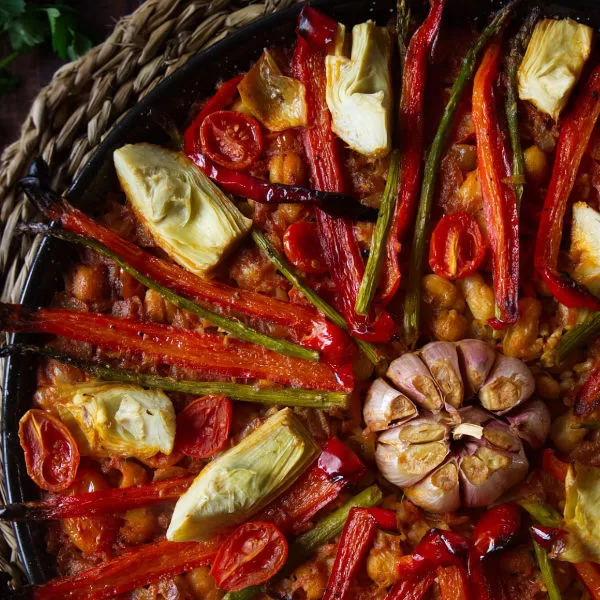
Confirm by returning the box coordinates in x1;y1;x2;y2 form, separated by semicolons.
428;212;485;280
175;394;232;459
200;110;263;170
63;469;119;555
283;221;328;275
18;409;80;492
210;521;288;591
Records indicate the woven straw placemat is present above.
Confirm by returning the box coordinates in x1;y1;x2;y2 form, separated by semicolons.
0;0;297;587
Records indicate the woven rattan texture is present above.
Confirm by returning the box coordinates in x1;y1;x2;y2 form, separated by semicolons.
0;0;296;585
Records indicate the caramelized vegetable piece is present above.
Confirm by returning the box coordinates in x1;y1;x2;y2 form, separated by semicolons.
574;363;600;417
534;65;600;310
437;565;471;600
18;409;80;492
472;41;520;328
239;49;307;131
211;521;288;591
175;395;232;458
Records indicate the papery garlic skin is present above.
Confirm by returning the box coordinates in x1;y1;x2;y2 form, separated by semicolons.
457;339;496;398
404;459;461;514
507;398;551;450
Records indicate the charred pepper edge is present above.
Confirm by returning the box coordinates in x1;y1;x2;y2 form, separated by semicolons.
0;344;349;410
18;222;319;363
402;1;516;347
251;229;384;365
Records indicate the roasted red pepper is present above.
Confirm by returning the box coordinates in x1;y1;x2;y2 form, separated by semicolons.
256;438;365;535
469;556;505;600
379;0;446;305
0;476;193;521
428;212;486;281
0;303;351;391
437;565;471;600
33;537;224;600
472;503;522;556
574;362;600;416
292;7;394;342
25;197;354;366
473;41;520;329
534;65;600;310
323;506;396;600
575;562;600;599
542;448;569;483
385;572;436;600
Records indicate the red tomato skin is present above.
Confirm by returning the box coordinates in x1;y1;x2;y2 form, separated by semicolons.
63;469;119;555
210;521;288;591
18;409;80;492
200;110;263;170
175;394;232;459
429;212;486;280
283;221;328;275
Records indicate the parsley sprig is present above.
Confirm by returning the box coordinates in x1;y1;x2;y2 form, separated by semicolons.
1;0;92;95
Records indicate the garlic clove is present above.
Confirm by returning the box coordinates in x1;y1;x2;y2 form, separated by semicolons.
457;339;497;398
458;405;492;427
420;342;464;409
479;354;535;414
386;353;443;412
482;419;523;453
363;378;418;432
459;443;528;507
378;416;449;446
506;398;551;450
404;458;461;514
375;438;449;488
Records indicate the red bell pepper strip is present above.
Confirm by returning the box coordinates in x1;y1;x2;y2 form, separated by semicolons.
183;74;245;153
32;536;224;600
323;506;397;600
26;197;354;366
542;448;569;483
297;6;339;51
0;476;193;521
472;503;522;556
385;571;436;600
575;562;600;599
469;555;505;600
291;8;394;342
574;362;600;416
255;437;366;535
530;524;566;552
379;0;446;305
0;303;351;391
472;41;520;329
437;565;471;600
534;65;600;311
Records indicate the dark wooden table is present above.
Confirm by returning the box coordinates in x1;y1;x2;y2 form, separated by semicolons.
0;1;145;153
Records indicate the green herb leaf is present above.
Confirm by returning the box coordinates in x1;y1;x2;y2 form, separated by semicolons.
8;11;47;51
0;0;25;25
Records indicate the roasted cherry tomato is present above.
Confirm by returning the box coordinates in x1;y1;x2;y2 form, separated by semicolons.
18;409;80;492
429;212;485;280
63;469;119;554
175;394;232;459
283;221;328;275
200;110;263;170
210;521;288;591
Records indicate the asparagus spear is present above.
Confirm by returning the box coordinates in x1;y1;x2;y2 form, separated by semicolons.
0;344;349;409
556;312;600;362
355;150;400;315
22;222;319;363
505;8;540;209
533;540;562;600
223;485;383;600
252;229;384;365
403;2;515;347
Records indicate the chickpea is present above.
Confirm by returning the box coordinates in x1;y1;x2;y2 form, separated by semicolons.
366;531;404;587
269;152;307;186
502;297;543;361
457;273;495;321
69;263;107;303
120;507;157;545
430;309;468;341
185;567;223;600
523;145;549;186
457;169;483;214
422;274;466;312
551;412;587;453
536;374;561;401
